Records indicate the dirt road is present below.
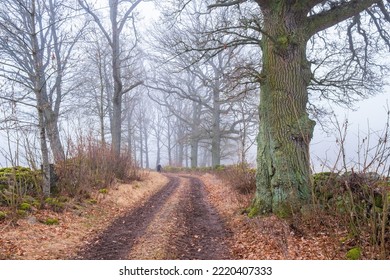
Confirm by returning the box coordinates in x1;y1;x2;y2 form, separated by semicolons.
75;174;232;260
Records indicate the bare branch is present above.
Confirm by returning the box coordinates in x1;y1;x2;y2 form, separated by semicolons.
122;80;144;95
307;0;380;37
118;0;143;34
208;0;247;9
77;0;113;46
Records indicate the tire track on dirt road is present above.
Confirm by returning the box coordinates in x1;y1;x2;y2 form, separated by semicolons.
75;175;180;260
75;174;231;260
173;176;232;260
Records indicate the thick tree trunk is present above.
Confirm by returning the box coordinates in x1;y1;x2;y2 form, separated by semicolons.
251;3;315;217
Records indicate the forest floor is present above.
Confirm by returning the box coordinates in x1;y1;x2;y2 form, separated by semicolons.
0;171;348;260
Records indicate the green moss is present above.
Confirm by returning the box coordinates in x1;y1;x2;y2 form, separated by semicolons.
0;211;7;220
86;199;97;204
274;204;292;219
45;197;65;212
57;196;68;203
247;205;260;218
214;165;225;171
98;188;108;194
44;218;59;225
277;35;289;48
16;209;27;218
19;202;32;211
23;195;41;208
0;166;42;194
346;247;361;260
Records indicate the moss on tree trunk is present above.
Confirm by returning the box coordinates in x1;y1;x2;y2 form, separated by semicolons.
251;3;315;217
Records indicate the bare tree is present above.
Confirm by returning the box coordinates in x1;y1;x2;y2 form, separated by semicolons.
78;0;143;157
147;6;259;167
79;30;112;145
0;0;86;194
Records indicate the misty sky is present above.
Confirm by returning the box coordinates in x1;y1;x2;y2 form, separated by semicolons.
0;2;389;173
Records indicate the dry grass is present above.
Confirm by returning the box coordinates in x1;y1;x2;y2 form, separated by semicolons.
0;171;168;260
201;173;347;259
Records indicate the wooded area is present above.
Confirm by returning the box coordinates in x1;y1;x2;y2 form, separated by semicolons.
1;0;390;260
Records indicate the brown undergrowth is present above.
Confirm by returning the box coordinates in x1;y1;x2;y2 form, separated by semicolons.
0;172;167;260
201;173;347;259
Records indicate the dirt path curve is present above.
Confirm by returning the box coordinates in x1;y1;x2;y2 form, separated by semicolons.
75;174;232;260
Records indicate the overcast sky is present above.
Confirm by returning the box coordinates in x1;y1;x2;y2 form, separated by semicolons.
310;88;389;173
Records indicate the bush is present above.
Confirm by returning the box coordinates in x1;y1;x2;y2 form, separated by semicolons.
55;137;141;198
217;163;256;195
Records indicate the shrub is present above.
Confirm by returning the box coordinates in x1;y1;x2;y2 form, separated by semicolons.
217;163;256;195
55;137;141;198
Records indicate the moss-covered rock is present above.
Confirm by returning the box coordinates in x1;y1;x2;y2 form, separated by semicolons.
346;247;361;260
43;218;59;225
312;172;340;202
0;166;42;201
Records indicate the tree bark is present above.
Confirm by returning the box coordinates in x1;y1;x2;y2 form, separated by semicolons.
143;124;150;169
31;0;51;195
110;0;123;157
250;2;315;217
190;100;201;168
44;108;65;162
211;87;221;167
